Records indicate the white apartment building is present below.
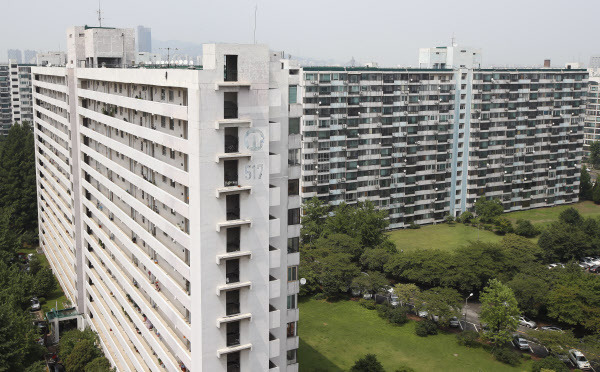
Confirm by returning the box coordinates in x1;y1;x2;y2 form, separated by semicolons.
0;64;10;134
37;52;67;67
34;26;300;372
584;76;600;157
419;44;482;69
66;26;136;68
7;60;34;124
300;66;586;227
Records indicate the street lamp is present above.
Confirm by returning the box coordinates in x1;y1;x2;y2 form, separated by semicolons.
464;293;474;323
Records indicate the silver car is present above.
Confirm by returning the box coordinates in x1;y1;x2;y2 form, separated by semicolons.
519;316;537;328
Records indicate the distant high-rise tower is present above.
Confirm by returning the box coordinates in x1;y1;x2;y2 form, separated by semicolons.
24;50;37;64
7;49;22;63
590;55;600;69
137;25;152;53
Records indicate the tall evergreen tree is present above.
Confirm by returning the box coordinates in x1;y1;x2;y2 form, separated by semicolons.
0;122;37;235
580;165;593;200
590;141;600;168
592;176;600;204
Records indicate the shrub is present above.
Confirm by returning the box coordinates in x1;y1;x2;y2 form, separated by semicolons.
531;356;569;372
408;222;420;229
313;293;326;300
376;303;393;320
359;299;377;310
456;330;479;347
492;347;521;366
445;215;455;224
494;217;513;235
394;366;415;372
514;219;540;238
388;307;408;325
458;211;474;224
415;320;438;337
350;354;385;372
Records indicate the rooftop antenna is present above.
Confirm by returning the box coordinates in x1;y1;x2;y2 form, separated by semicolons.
97;0;104;27
159;47;179;67
253;4;258;44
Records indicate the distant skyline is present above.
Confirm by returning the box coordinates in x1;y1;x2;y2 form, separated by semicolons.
1;0;599;67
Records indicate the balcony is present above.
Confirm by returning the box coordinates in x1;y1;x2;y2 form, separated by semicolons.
216;313;252;328
269;276;280;299
216;281;252;295
269;333;280;358
216;251;252;264
216;219;251;232
216;118;252;129
216;343;252;358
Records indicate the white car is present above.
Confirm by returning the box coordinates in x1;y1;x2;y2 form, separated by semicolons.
584;257;600;266
568;349;591;370
449;317;460;328
519;316;537;328
513;336;530;350
30;297;40;312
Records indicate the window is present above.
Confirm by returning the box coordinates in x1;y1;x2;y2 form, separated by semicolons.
287;321;297;337
287;237;299;254
288;179;299;196
288;208;300;225
287;294;297;309
289;117;300;135
289;85;298;104
287;349;297;365
287;266;298;282
288;149;300;166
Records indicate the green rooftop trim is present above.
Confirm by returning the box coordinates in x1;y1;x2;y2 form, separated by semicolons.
84;25;116;30
475;68;588;72
302;66;453;72
46;307;80;321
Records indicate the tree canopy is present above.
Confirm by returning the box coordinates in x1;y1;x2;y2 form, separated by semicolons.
479;279;520;345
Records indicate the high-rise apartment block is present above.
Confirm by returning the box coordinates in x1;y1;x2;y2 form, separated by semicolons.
0;64;11;134
34;26;300;371
300;67;586;227
584;76;600;157
24;49;37;64
66;26;136;68
137;26;152;53
8;60;33;123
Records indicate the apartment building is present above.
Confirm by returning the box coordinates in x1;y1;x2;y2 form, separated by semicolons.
419;44;482;69
0;64;10;134
33;26;300;371
584;76;600;157
137;26;152;53
299;67;587;228
9;60;34;123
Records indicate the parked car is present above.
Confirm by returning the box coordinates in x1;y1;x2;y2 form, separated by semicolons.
584;257;600;266
449;317;460;328
540;325;563;332
512;335;530;350
30;297;40;312
589;265;600;274
519;316;537;328
387;288;398;307
418;310;428;318
568;349;591;370
547;263;559;269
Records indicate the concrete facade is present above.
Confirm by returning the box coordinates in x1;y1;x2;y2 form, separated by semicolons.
300;67;586;227
66;26;136;68
0;64;11;134
37;52;67;67
33;41;300;371
419;45;482;69
584;76;600;157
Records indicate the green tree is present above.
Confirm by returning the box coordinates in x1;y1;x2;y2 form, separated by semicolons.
85;357;113;372
64;338;101;372
384;249;453;288
514;219;539;238
350;354;385;372
351;271;389;297
580;165;593;200
558;207;583;226
474;197;504;223
0;301;44;371
593;177;600;204
479;279;520;345
0;208;21;264
58;328;101;362
494;217;513;235
417;287;462;326
457;211;474;224
33;267;57;298
0;122;38;235
324;201;390;248
531;356;569;372
300;197;329;243
590;141;600;168
360;248;393;272
393;283;420;307
507;273;549;317
538;222;592;262
313;233;364;262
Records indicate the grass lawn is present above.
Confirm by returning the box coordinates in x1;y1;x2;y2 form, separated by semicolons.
504;201;600;228
19;245;71;314
387;223;501;253
299;298;532;372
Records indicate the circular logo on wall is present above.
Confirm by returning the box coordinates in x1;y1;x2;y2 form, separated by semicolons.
244;128;264;151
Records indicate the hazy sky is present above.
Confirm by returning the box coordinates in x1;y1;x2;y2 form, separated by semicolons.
2;0;599;67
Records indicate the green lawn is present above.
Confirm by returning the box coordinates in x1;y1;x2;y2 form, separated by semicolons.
299;298;532;372
387;223;501;253
504;201;600;227
19;245;71;314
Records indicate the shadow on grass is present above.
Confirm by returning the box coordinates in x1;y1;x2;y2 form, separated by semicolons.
298;337;343;372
